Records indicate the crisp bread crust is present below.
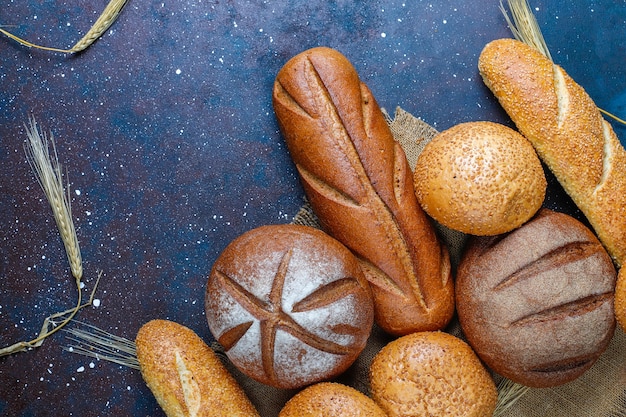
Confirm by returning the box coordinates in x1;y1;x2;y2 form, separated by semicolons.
369;331;497;417
272;46;454;336
457;209;617;387
479;38;626;267
135;319;260;417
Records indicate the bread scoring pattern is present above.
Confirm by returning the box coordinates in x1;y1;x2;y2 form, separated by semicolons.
212;248;361;379
457;209;616;387
273;47;454;335
205;224;373;389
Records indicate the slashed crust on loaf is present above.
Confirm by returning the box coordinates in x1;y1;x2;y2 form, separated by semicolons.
478;38;626;267
273;47;454;336
135;319;259;417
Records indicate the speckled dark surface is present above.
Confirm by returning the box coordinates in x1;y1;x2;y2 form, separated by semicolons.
0;1;625;416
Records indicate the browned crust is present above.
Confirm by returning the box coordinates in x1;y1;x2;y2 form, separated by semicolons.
457;209;616;387
478;38;626;267
369;331;497;417
278;382;387;417
135;319;259;417
272;46;454;335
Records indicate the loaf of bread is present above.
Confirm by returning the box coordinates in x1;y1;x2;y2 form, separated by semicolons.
414;121;546;235
457;208;616;387
135;319;259;417
272;46;454;336
369;331;497;417
205;224;374;389
479;38;626;267
278;382;387;417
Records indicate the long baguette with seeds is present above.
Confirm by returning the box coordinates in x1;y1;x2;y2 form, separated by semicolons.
478;38;626;267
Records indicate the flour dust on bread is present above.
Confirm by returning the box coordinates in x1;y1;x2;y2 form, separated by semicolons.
205;224;374;389
457;209;616;387
479;38;626;267
272;46;454;336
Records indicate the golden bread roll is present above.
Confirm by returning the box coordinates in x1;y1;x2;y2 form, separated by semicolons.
616;268;626;331
456;208;616;387
272;46;454;336
479;38;626;266
135;319;259;417
278;382;387;417
414;121;546;235
205;224;374;389
369;331;497;417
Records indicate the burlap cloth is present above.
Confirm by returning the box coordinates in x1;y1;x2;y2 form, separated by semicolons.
217;107;626;417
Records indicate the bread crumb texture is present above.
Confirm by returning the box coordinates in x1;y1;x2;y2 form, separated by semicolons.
414;121;546;236
369;331;497;417
278;382;387;417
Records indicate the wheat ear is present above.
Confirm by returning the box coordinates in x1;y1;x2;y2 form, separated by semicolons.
0;118;99;357
24;116;82;281
500;0;626;126
0;0;129;54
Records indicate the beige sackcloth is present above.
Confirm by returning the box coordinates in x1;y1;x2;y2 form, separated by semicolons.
216;107;626;417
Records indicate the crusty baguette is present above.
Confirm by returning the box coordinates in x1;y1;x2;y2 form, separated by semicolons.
479;38;626;267
272;47;454;336
135;319;259;417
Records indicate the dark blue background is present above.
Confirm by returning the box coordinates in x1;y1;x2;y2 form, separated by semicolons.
1;1;625;416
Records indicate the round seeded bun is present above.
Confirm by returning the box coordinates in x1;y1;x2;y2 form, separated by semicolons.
414;121;546;235
369;331;497;417
616;268;626;331
278;382;387;417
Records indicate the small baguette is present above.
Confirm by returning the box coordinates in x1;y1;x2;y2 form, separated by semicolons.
479;38;626;267
273;47;454;336
135;319;259;417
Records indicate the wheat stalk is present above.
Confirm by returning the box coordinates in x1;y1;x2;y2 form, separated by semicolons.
0;0;129;54
0;117;99;357
63;321;140;369
499;0;552;60
493;378;531;416
24;116;82;281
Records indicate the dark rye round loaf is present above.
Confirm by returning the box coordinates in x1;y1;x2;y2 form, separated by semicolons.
456;208;616;387
205;224;374;389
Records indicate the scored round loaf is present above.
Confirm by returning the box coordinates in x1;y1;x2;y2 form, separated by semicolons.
369;331;497;417
616;268;626;331
278;382;387;417
457;208;617;387
205;224;374;389
414;121;546;235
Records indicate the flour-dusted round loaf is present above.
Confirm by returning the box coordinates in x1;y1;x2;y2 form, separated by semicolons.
278;382;387;417
616;267;626;331
457;208;617;387
414;121;546;235
205;224;374;389
369;331;497;417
